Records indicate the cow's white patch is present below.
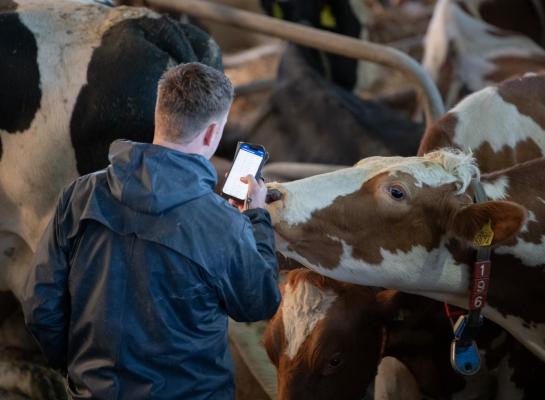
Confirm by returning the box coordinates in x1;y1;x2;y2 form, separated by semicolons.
423;0;545;108
374;357;421;400
378;150;478;194
450;87;545;154
268;167;370;226
484;310;545;364
495;235;545;267
277;237;469;295
282;280;337;360
495;356;524;400
482;176;509;200
0;0;160;251
520;211;537;233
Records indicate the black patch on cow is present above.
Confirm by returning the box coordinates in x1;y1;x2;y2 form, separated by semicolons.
0;0;17;11
0;10;41;134
70;16;222;175
260;0;361;90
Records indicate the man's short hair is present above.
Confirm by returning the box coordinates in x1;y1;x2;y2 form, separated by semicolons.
155;62;234;143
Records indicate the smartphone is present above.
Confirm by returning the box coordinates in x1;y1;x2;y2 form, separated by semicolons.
222;142;268;201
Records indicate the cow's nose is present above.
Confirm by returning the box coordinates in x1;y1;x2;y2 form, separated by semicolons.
266;188;283;204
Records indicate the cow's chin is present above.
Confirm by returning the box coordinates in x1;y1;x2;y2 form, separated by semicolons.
408;290;470;310
274;234;317;271
265;198;284;227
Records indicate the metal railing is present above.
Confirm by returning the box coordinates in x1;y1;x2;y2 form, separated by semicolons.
147;0;445;127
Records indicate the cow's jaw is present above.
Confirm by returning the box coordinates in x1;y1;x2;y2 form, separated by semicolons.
275;230;471;295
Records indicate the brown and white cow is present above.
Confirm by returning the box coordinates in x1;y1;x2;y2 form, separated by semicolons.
265;269;545;399
266;149;545;363
419;73;545;173
263;269;471;400
423;0;545;108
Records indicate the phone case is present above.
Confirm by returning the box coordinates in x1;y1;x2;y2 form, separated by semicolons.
222;141;268;201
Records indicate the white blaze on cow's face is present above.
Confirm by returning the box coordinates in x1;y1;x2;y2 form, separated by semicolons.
282;279;337;360
267;150;526;295
264;269;383;400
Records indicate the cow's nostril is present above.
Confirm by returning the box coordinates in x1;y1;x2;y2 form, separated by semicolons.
266;188;283;204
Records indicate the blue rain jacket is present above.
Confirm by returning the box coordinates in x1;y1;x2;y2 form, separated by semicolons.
22;140;281;399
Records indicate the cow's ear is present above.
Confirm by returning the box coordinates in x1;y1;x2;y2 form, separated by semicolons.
450;201;527;246
375;289;400;322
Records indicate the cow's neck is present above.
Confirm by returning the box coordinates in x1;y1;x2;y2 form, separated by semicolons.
423;160;545;362
480;160;545;323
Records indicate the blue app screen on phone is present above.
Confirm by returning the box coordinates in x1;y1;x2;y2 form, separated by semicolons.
223;144;265;200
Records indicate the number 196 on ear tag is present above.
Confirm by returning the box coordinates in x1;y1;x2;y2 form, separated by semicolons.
470;261;490;310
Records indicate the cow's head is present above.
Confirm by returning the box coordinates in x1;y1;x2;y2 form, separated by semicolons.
264;269;387;400
267;150;527;297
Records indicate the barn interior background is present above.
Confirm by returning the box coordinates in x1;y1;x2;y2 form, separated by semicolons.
1;0;545;399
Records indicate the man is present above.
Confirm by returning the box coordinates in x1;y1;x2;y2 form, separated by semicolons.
22;63;281;399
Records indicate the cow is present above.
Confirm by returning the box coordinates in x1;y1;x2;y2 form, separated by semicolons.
418;73;545;172
223;43;424;165
264;268;545;399
0;0;221;303
0;305;67;399
266;147;545;363
262;73;545;398
423;0;545;108
260;0;371;91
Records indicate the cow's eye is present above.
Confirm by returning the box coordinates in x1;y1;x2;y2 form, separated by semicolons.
322;352;344;376
329;356;342;367
388;185;405;200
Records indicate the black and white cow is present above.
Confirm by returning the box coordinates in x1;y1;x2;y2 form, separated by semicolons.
260;0;373;91
0;0;222;306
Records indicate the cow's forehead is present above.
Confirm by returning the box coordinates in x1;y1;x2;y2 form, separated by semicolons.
354;151;479;192
282;280;337;360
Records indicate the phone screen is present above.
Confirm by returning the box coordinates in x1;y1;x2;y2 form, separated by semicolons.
223;144;265;200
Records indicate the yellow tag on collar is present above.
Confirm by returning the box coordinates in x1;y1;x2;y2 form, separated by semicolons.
272;2;284;19
320;5;337;28
473;221;494;247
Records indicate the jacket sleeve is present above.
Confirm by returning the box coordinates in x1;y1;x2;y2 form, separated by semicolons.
216;208;281;322
22;185;74;371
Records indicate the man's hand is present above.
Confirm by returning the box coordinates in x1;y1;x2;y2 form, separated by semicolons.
229;175;267;212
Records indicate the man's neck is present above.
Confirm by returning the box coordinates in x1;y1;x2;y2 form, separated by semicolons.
152;137;206;158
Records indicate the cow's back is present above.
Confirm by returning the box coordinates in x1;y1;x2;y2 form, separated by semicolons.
423;0;545;109
418;74;545;173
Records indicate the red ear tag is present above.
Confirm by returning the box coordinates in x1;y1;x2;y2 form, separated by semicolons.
469;261;491;310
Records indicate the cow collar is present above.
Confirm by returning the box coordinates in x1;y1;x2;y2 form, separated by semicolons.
448;179;492;376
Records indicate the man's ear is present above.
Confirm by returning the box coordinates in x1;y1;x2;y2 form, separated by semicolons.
203;123;218;146
450;201;527;245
